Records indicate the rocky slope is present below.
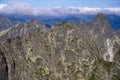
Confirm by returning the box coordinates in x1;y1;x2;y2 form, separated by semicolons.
0;16;12;32
114;29;120;38
77;13;115;62
0;13;120;80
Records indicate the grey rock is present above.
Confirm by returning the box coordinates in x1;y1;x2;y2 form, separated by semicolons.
0;13;120;80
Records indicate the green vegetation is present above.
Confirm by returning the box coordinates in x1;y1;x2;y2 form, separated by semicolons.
89;72;99;80
116;46;120;55
98;58;115;73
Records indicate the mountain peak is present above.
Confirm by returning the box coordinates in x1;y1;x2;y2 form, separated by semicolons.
88;13;114;40
89;13;107;23
95;13;106;20
97;13;106;18
28;18;41;24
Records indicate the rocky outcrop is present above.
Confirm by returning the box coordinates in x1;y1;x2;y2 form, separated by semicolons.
114;29;120;38
77;13;116;62
0;13;120;80
113;29;120;64
0;18;46;39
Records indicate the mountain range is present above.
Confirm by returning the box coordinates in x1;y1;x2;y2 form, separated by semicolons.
0;15;12;32
0;13;120;30
0;13;120;80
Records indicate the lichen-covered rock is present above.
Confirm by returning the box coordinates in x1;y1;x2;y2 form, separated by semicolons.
0;13;120;80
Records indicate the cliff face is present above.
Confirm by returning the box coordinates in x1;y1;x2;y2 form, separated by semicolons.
0;50;8;80
0;13;120;80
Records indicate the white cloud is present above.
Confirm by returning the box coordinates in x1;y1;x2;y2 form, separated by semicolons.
0;2;120;16
0;4;7;10
0;2;34;15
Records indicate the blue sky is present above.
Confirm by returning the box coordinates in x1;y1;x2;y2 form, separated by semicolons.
1;0;120;8
0;0;120;16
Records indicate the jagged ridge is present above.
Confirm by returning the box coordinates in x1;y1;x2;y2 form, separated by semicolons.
0;13;120;80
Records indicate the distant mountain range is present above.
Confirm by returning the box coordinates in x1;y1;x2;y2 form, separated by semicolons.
0;13;120;30
0;15;12;32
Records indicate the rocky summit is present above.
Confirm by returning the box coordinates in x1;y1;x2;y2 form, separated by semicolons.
0;13;120;80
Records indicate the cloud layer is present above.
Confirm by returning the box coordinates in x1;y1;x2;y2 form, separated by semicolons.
0;2;120;16
0;4;7;10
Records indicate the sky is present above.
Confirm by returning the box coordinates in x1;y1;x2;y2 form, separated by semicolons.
1;0;120;8
0;0;120;16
